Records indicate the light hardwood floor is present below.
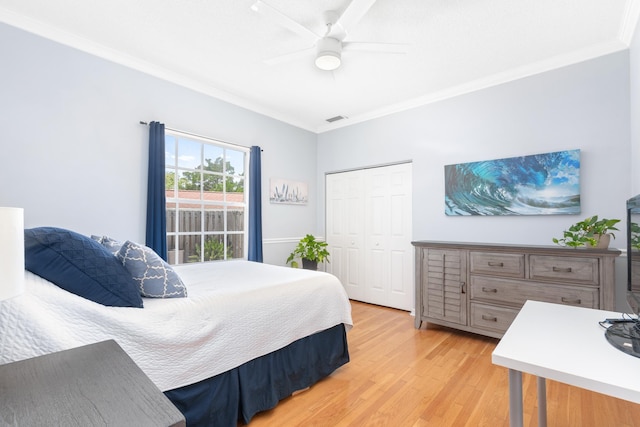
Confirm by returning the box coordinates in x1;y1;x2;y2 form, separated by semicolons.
248;301;640;426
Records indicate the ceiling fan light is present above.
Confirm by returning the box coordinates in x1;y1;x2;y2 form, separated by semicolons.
315;51;341;71
315;37;342;71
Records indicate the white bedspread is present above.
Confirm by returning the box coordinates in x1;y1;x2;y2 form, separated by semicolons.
0;261;352;391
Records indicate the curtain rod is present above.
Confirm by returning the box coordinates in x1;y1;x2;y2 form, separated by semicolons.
139;121;256;152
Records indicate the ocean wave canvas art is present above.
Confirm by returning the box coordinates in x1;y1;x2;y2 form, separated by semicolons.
445;149;580;216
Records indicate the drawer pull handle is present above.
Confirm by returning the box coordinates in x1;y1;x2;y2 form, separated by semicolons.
482;315;498;322
488;262;504;267
561;297;581;304
482;287;498;293
552;266;572;273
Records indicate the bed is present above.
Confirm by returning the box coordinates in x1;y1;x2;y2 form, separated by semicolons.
0;229;352;426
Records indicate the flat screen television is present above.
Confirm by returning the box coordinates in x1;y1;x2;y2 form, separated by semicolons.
627;194;640;315
604;194;640;357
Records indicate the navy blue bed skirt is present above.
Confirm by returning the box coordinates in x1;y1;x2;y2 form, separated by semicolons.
164;324;349;426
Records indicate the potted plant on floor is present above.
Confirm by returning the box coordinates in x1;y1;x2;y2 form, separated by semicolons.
286;234;330;270
553;215;620;248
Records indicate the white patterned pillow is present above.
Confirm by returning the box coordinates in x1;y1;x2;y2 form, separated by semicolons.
116;240;187;298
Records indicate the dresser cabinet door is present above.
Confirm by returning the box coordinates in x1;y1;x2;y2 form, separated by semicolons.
422;249;467;326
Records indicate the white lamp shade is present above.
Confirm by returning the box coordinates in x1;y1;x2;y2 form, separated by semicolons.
0;207;24;301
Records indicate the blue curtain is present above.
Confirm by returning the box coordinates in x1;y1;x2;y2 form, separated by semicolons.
146;121;168;261
248;146;263;262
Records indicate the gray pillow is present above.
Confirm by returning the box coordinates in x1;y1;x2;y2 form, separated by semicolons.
116;240;187;298
91;235;123;255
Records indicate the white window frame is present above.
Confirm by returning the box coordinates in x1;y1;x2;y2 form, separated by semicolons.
165;129;250;263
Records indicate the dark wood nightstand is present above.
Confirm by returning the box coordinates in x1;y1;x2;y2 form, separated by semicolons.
0;340;185;426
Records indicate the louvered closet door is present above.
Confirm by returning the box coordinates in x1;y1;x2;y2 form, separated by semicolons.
326;163;413;311
423;248;467;325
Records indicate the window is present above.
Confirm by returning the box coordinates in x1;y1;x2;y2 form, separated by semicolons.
165;130;249;264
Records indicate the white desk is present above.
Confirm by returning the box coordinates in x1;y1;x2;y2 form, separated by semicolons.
492;300;640;427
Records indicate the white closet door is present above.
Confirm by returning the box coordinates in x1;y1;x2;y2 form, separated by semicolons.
326;163;413;311
326;170;366;302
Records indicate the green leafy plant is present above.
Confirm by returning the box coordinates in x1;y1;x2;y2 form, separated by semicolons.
630;222;640;250
553;215;620;248
188;238;232;262
286;234;330;268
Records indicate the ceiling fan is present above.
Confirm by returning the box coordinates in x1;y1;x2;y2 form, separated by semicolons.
251;0;408;71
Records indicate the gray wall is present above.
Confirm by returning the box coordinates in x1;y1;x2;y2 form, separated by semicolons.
317;51;631;250
0;23;318;266
1;21;636;296
317;52;632;310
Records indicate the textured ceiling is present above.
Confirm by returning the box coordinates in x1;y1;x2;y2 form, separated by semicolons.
0;0;638;133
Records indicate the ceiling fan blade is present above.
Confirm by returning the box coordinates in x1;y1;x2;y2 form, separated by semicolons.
335;0;377;34
263;46;314;66
343;42;409;54
251;1;318;43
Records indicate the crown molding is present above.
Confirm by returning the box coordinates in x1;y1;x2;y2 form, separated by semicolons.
316;40;629;133
0;7;317;133
619;0;640;46
1;6;632;136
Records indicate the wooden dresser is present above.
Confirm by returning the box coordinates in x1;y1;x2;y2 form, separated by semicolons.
413;241;621;338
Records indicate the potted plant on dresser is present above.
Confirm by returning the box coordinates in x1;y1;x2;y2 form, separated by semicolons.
286;234;330;270
553;215;620;248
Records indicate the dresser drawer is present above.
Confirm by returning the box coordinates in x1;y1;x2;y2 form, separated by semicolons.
469;252;525;278
470;303;518;335
529;255;599;285
470;275;599;308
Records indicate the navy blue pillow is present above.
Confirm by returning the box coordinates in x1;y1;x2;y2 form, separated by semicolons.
24;227;143;308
